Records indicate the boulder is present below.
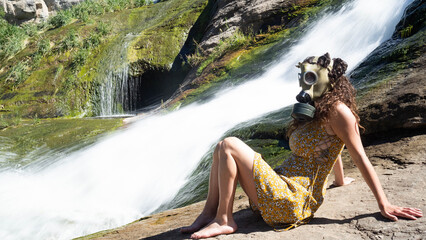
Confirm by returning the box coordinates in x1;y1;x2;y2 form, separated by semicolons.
2;0;49;23
43;0;84;11
199;0;302;53
0;0;83;23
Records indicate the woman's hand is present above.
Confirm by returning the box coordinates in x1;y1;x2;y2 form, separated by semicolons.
380;203;423;221
332;176;355;187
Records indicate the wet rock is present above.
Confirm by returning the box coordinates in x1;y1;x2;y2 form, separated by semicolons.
351;0;426;138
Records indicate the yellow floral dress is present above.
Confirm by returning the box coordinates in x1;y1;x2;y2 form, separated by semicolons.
252;121;344;227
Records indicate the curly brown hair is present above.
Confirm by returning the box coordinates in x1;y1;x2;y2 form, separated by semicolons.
287;54;362;138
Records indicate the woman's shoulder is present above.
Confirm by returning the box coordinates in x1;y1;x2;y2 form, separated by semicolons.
330;101;355;120
328;101;359;136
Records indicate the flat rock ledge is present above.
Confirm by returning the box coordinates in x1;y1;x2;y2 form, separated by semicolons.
87;134;426;240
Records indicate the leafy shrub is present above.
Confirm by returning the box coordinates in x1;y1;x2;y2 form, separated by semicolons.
49;10;73;29
59;30;80;52
0;6;5;18
96;21;111;36
22;23;38;37
5;61;28;89
83;33;101;49
71;49;89;70
134;0;147;7
47;0;153;29
107;0;129;11
0;19;26;60
194;29;251;75
36;39;51;55
32;38;51;65
63;75;77;91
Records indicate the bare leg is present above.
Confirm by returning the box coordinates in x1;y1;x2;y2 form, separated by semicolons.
180;143;221;233
191;137;259;239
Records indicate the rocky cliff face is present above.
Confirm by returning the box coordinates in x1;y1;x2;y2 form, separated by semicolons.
1;0;84;23
199;0;301;52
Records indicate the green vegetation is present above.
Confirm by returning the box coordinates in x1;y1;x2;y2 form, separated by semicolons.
0;0;153;62
400;24;413;38
351;27;425;98
71;49;90;70
0;18;27;60
127;0;208;74
5;61;28;90
188;29;252;75
49;0;152;28
58;30;80;52
0;0;208;118
0;118;123;168
49;10;73;28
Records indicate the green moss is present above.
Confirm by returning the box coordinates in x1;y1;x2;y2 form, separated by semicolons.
127;0;208;74
246;139;292;169
352;28;425;97
0;9;128;117
400;24;413;38
0;118;122;167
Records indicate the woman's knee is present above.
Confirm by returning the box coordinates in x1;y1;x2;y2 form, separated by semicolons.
221;137;241;151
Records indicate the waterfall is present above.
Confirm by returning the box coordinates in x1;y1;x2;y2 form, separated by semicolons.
0;0;412;239
96;34;141;117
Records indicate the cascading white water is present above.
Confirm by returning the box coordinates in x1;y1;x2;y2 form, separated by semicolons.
0;0;412;239
97;34;140;117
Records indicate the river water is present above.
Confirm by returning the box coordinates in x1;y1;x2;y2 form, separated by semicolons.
0;0;413;239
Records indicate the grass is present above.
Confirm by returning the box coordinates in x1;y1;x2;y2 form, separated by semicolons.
400;24;413;38
71;49;89;70
49;0;152;29
187;29;252;75
0;0;153;62
0;18;27;60
5;61;29;90
58;30;80;52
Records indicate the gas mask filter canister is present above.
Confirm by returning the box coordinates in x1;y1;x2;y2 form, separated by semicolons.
291;53;334;121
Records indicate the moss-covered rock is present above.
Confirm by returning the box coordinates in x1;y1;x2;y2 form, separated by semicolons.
0;117;122;168
0;0;210;118
127;0;208;75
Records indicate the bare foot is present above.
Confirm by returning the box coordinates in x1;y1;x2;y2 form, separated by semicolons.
190;219;237;239
180;213;215;234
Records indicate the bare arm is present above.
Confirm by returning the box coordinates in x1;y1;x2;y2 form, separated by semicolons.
329;102;422;221
332;154;355;186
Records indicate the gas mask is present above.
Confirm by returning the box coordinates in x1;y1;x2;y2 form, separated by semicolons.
291;54;334;121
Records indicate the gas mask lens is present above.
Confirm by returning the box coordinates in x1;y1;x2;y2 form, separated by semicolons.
303;71;318;85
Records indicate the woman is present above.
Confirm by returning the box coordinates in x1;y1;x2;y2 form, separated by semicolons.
180;53;422;239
